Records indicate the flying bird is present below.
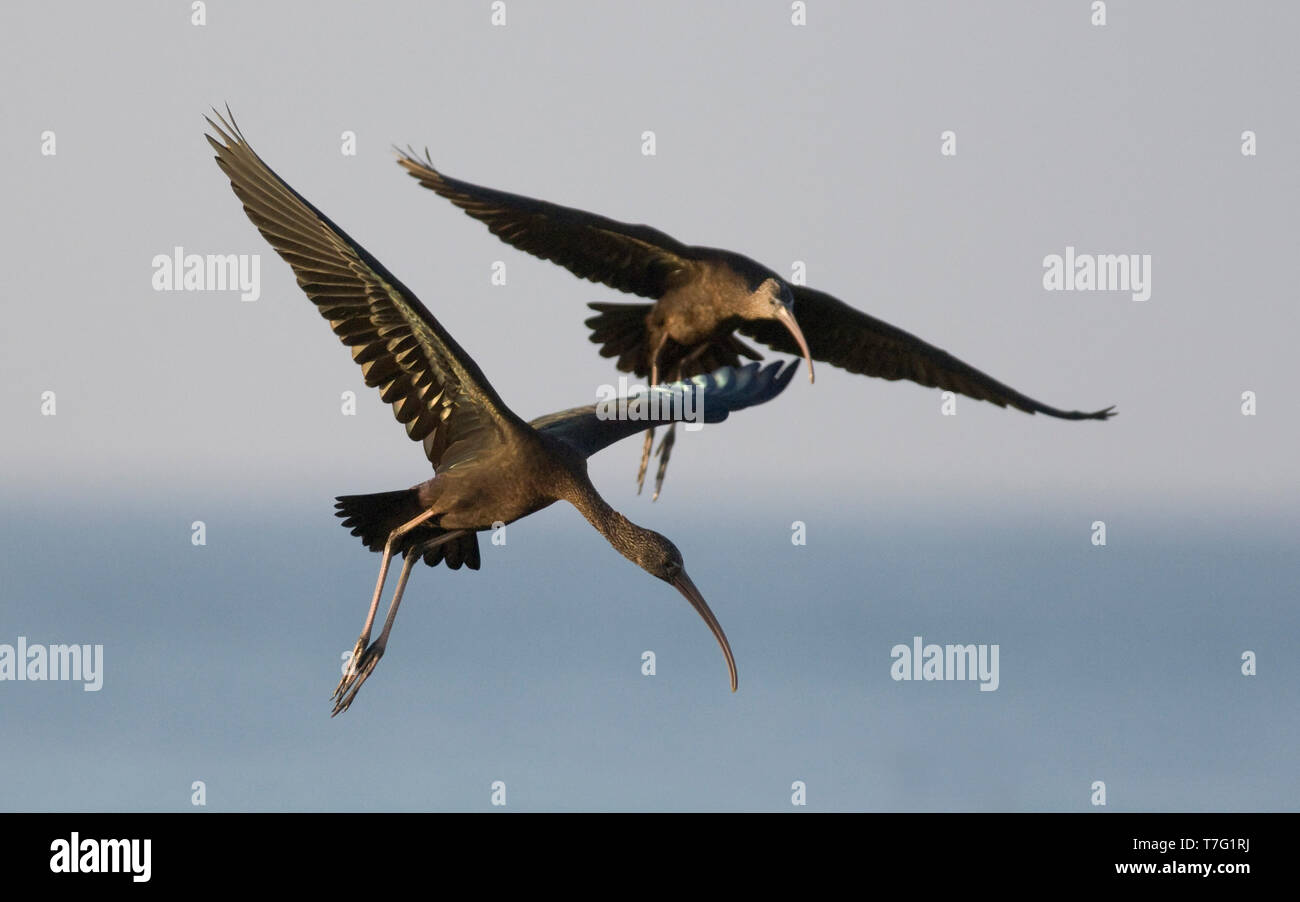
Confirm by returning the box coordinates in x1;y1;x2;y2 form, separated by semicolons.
207;110;797;714
397;151;1115;498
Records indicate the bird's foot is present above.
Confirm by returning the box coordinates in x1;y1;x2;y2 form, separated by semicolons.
651;424;676;501
331;641;385;716
332;635;368;699
635;427;654;494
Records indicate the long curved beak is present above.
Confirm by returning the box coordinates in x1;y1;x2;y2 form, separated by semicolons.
670;570;738;692
774;305;815;383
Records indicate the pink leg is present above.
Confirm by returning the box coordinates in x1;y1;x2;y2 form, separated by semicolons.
333;507;437;698
331;529;468;715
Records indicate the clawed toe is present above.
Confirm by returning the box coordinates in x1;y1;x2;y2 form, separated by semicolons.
332;637;368;699
635;428;654;494
331;643;384;716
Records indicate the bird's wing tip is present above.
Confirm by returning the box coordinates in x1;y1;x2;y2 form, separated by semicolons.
394;145;438;172
204;105;246;148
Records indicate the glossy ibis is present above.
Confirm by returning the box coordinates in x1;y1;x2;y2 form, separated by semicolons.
397;151;1115;498
207;111;797;714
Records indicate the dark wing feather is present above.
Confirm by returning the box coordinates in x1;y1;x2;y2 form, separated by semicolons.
207;110;527;470
397;149;698;299
741;286;1115;420
531;361;798;460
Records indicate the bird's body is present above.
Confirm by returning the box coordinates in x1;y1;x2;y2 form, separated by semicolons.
645;257;764;357
339;432;652;570
420;430;566;531
207;110;797;713
397;151;1115;497
582;257;775;393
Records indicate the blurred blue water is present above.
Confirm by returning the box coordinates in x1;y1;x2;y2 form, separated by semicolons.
1;492;1294;811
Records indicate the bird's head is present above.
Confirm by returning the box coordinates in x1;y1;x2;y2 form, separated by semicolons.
740;277;815;383
631;528;686;580
628;527;738;692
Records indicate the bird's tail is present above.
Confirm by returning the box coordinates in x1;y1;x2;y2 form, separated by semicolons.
334;489;481;570
584;303;655;377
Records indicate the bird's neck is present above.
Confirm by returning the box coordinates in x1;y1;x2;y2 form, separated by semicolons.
565;477;641;562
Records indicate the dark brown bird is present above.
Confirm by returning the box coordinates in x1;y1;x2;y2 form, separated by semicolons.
397;151;1115;498
207;110;797;714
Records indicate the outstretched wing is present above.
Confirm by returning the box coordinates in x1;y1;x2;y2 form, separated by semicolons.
207;110;527;471
397;150;699;299
531;361;799;460
741;286;1115;420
